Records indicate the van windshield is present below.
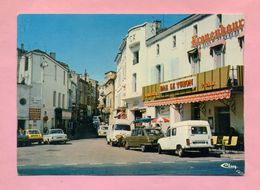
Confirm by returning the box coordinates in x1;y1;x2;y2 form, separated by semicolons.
191;126;208;135
115;124;131;131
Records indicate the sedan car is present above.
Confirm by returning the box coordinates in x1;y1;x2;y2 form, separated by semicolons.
43;128;68;144
24;129;43;145
17;130;29;147
98;124;109;137
124;127;164;152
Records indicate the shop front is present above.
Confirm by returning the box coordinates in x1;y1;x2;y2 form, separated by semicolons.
143;65;244;136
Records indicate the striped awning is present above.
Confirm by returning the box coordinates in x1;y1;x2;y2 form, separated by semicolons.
144;89;231;107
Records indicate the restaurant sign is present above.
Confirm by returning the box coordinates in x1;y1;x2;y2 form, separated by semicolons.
191;19;244;48
160;76;196;93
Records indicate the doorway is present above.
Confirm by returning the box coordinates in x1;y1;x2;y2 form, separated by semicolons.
191;103;200;120
215;107;230;135
18;120;26;130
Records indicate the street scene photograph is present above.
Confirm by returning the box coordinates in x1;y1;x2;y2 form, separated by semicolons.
17;14;244;175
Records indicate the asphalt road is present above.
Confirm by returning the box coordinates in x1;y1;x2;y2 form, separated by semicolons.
17;138;244;176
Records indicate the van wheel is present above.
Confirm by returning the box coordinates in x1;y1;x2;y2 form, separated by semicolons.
158;144;162;154
177;147;184;157
141;145;147;152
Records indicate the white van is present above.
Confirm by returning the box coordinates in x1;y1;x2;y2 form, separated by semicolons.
106;119;132;146
157;120;213;157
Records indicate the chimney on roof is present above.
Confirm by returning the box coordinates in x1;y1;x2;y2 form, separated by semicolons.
50;52;56;59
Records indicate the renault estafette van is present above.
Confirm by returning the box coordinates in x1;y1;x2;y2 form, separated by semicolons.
157;120;213;157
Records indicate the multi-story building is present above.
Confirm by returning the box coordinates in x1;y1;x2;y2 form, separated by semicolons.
17;49;71;133
114;21;162;122
99;71;116;124
115;14;244;137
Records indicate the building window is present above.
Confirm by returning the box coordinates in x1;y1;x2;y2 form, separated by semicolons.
217;14;222;26
156;44;160;55
53;91;56;107
58;93;61;107
156;65;161;83
212;45;225;69
193;25;198;36
55;65;57;81
25;56;29;71
132;73;137;92
188;49;200;74
238;36;244;49
173;35;176;48
63;71;66;85
62;94;65;108
133;51;139;64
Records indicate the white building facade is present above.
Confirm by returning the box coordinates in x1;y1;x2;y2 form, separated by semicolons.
115;14;244;137
114;21;162;122
18;50;70;132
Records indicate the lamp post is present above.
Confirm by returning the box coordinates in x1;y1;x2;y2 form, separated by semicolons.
40;57;48;132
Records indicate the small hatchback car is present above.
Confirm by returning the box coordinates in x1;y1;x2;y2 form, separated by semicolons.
25;129;43;145
124;127;164;152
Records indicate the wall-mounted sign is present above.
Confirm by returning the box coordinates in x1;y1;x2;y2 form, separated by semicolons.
62;111;72;120
160;76;197;93
191;19;244;48
144;92;159;98
201;81;216;88
29;108;41;120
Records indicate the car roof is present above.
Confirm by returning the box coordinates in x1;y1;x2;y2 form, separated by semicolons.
171;120;209;128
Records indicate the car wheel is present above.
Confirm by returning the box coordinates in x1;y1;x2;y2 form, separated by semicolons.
141;145;147;152
125;142;129;150
158;144;162;154
176;146;184;157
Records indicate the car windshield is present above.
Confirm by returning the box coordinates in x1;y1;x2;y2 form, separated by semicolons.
115;124;130;131
49;129;64;134
191;126;208;134
102;127;108;130
28;130;40;134
145;129;163;136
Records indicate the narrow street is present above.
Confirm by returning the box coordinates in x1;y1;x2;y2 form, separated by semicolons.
17;138;244;175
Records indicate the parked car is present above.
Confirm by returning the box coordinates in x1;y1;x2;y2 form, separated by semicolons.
98;123;109;137
24;129;43;145
43;128;68;144
93;116;101;129
17;130;29;147
106;119;131;146
124;127;164;152
157;120;213;157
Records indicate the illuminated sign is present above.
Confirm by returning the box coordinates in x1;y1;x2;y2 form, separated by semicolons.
160;76;197;93
201;81;216;88
191;19;244;48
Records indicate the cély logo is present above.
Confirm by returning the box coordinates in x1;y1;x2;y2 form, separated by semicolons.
220;163;238;170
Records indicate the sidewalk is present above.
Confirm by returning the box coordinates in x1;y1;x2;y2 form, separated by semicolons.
211;149;244;160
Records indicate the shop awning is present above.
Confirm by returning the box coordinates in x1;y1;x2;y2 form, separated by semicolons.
144;89;231;107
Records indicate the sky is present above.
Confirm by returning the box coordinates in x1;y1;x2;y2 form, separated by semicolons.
17;14;190;82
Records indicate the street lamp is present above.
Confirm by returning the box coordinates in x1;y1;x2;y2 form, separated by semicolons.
40;56;48;132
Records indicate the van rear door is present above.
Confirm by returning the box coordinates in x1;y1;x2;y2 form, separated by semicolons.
189;125;211;148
